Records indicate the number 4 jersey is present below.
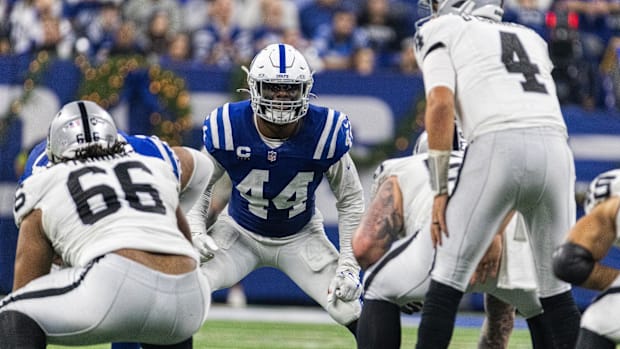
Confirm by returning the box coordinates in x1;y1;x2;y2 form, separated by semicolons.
413;14;567;141
14;153;198;267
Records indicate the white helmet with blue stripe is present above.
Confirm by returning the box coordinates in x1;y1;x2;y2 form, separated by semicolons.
246;43;314;124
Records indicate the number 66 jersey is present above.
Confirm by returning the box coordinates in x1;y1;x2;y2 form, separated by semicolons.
13;152;198;268
413;13;567;141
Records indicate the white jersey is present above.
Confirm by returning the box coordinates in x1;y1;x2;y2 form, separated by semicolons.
14;152;199;267
414;14;567;141
363;151;541;316
371;151;464;236
584;169;620;244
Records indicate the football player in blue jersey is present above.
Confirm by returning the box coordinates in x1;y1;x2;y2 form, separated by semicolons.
17;101;214;349
187;43;365;336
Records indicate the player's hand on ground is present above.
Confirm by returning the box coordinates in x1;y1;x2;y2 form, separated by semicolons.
192;231;219;263
328;270;362;302
470;234;502;285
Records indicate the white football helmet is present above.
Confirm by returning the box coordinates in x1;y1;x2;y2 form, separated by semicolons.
46;100;118;163
583;169;620;214
246;43;314;124
418;0;503;22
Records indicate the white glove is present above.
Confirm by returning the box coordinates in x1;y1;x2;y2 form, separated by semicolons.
326;286;362;326
192;232;219;263
328;270;362;302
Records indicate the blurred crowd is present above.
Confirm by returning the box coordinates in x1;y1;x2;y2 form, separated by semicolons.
2;0;620;110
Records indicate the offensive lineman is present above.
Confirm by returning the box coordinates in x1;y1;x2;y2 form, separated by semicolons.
187;43;365;334
15;107;215;349
413;0;581;347
353;131;544;349
0;100;211;347
553;169;620;348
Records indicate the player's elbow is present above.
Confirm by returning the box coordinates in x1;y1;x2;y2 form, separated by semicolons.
552;242;595;285
352;230;376;270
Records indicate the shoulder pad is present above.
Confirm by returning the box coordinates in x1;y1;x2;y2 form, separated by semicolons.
126;134;180;181
414;15;463;64
203;103;235;153
311;108;352;161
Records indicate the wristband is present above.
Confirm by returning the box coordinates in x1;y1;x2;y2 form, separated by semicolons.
427;149;451;195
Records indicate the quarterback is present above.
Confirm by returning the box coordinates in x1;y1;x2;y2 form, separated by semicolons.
353;131;544;348
413;0;581;347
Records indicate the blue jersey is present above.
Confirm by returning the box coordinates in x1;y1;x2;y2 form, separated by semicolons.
203;100;353;238
19;131;180;184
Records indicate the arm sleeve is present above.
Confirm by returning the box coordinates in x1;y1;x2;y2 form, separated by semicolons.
422;47;456;96
178;147;215;214
325;152;365;272
185;151;225;235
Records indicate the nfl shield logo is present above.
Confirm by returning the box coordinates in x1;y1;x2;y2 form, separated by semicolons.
267;150;277;162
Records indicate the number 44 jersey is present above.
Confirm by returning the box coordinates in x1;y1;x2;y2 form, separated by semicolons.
13;152;198;267
413;13;567;141
203;100;353;238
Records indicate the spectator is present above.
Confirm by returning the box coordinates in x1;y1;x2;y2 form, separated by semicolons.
503;0;550;40
238;0;299;32
191;0;252;68
160;31;194;67
108;21;144;56
351;46;376;75
299;0;343;39
397;36;419;74
250;0;289;53
122;0;181;47
313;5;369;71
357;0;414;69
547;3;599;108
9;0;63;55
143;10;174;62
81;1;123;60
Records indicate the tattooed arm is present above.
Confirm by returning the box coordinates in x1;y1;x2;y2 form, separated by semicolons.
352;176;405;270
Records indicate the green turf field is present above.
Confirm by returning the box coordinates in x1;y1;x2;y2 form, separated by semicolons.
48;319;535;349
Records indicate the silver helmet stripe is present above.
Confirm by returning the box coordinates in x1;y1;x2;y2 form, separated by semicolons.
78;101;92;142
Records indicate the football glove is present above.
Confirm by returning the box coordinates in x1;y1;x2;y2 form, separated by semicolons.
326;289;362;326
192;231;219;263
328;270;362;302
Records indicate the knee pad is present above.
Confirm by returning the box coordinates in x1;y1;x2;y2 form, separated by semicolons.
576;328;615;349
552;242;595;285
0;310;45;349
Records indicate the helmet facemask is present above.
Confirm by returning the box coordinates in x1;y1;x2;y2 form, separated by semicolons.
246;43;314;125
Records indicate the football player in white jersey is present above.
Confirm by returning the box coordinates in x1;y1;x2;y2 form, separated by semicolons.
187;43;365;335
353;131;546;349
0;101;211;348
552;169;620;348
413;0;581;347
16;112;215;349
